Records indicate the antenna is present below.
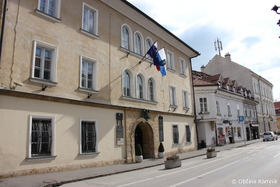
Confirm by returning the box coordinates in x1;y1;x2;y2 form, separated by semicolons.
214;38;223;56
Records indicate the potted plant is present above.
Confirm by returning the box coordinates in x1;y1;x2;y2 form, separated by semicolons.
206;147;217;158
158;142;165;158
164;154;181;169
135;144;143;163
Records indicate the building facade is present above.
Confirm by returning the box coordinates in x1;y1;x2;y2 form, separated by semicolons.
202;54;276;135
193;71;258;147
0;0;200;178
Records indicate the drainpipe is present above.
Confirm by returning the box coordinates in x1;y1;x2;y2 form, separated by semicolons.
190;57;200;149
0;0;7;68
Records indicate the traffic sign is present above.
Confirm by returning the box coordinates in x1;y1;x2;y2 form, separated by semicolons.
238;116;244;122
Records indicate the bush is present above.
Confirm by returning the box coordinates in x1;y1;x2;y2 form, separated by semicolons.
135;144;142;156
158;142;165;152
206;147;215;152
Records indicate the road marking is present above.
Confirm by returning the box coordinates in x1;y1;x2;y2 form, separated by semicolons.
170;160;240;187
117;152;243;187
273;152;280;158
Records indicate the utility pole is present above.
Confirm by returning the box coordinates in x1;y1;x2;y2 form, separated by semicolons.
214;38;223;56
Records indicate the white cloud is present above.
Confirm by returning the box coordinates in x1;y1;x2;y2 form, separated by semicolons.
128;0;280;101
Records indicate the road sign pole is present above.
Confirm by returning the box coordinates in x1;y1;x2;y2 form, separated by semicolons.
243;122;246;147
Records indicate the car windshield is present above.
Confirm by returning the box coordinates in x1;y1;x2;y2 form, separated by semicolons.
264;132;272;135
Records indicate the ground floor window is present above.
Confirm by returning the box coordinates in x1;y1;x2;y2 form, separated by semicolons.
186;125;191;143
237;127;242;137
81;120;97;153
172;125;179;144
29;115;55;157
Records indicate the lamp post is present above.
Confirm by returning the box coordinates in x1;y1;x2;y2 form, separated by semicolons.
272;5;280;38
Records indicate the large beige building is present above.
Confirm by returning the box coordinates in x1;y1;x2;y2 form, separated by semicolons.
0;0;200;177
202;54;277;135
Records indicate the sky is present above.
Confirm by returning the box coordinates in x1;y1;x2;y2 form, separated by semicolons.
127;0;280;101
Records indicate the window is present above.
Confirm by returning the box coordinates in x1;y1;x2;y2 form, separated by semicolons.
80;57;97;90
82;3;98;36
123;70;131;96
237;105;240;117
148;78;155;101
81;120;97;153
227;103;231;116
38;0;61;19
134;32;142;55
29;115;55;158
121;25;131;50
172;125;179;144
186;125;191;143
180;58;186;76
31;41;57;85
146;38;153;60
199;98;207;113
216;101;220;114
237;127;242;137
170;87;177;106
183;91;189;109
136;75;144;99
167;51;175;71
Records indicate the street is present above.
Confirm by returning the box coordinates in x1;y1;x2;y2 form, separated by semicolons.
62;140;280;187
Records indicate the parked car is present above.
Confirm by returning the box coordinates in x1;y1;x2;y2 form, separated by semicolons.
263;131;278;141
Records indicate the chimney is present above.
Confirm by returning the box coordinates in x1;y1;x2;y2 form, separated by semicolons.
225;53;231;61
200;65;205;72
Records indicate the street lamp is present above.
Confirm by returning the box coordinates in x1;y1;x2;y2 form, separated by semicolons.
194;112;204;123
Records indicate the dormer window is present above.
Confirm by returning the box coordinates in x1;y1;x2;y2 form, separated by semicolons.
233;87;236;93
244;91;247;97
226;84;229;91
218;81;221;88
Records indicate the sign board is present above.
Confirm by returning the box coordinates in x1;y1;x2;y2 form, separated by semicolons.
238;116;245;122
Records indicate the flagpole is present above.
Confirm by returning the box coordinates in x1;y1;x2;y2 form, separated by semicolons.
138;40;158;64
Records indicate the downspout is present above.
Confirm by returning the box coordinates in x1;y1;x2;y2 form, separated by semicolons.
0;0;8;68
189;57;200;149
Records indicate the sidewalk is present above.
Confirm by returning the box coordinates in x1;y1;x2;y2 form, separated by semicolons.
0;139;261;187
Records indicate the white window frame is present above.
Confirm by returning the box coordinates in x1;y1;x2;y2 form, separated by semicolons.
227;103;232;116
37;0;61;21
216;101;221;115
199;98;208;113
136;74;145;99
79;56;98;92
81;3;98;37
170;86;177;106
31;40;58;86
148;77;156;102
180;58;186;76
182;90;189;109
28;115;56;159
167;50;175;71
121;24;132;50
80;118;98;154
122;69;133;97
134;32;143;55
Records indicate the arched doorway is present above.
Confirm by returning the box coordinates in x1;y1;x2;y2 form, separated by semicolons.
134;122;154;159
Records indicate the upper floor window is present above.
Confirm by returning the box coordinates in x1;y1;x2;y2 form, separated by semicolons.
146;38;153;60
123;70;132;97
199;98;208;113
38;0;61;19
136;74;144;99
148;78;156;101
31;41;57;85
82;3;98;36
170;86;177;106
29;115;55;158
167;51;175;71
134;32;142;55
227;103;232;116
183;91;189;109
80;56;97;90
121;25;131;50
180;58;186;76
216;101;220;114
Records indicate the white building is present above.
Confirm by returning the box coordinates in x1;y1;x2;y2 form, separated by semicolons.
193;71;258;147
202;54;276;135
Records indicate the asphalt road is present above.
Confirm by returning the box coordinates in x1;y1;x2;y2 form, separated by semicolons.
62;140;280;187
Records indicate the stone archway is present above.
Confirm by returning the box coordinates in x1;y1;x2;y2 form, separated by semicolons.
127;118;155;162
135;122;154;159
